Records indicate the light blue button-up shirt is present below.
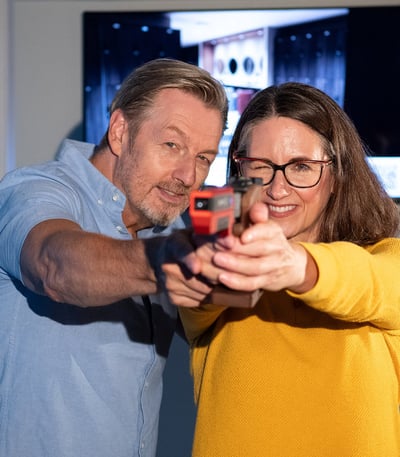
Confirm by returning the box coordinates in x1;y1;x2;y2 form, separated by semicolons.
0;139;187;457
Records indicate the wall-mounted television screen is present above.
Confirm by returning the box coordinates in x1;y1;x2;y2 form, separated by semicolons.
83;7;400;201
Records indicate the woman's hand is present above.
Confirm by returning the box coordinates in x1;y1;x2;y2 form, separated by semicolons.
206;202;318;294
159;201;318;308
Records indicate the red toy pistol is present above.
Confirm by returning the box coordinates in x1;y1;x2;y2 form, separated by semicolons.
189;177;264;307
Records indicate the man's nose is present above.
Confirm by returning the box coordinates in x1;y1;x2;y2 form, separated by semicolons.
172;157;196;187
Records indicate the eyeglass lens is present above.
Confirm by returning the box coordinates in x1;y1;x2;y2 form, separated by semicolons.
237;159;325;188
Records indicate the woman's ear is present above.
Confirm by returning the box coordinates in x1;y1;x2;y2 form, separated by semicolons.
107;109;128;157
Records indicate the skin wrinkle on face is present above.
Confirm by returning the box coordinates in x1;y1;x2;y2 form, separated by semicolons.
113;88;223;234
246;116;334;243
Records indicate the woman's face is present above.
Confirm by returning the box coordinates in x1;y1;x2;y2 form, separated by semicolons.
243;116;334;242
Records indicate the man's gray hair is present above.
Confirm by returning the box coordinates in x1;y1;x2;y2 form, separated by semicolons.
98;58;228;147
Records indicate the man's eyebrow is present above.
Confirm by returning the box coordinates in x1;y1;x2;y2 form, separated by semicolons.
165;126;219;156
165;125;186;139
203;149;219;157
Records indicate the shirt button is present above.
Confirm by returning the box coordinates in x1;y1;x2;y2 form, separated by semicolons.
140;442;145;449
97;199;103;205
116;225;123;232
112;194;119;202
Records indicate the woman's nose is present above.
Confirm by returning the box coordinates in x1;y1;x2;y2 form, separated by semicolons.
265;170;291;199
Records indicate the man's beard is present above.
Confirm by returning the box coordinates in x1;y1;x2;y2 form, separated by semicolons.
116;149;192;227
131;181;190;227
136;200;184;226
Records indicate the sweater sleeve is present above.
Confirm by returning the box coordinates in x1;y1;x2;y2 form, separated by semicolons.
288;238;400;330
179;304;226;344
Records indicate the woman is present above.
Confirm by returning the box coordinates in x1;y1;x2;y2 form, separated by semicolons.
180;82;400;456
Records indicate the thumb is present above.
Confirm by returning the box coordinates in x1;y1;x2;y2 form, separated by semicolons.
248;201;269;224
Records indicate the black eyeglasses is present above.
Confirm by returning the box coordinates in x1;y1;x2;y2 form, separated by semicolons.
233;153;333;188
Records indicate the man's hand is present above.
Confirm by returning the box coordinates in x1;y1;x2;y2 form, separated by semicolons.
149;230;215;308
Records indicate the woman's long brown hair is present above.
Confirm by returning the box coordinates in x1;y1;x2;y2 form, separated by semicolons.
228;82;399;244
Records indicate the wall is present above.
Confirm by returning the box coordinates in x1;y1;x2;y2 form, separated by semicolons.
0;0;13;178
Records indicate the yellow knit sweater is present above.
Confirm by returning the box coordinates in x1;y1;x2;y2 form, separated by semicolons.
180;238;400;457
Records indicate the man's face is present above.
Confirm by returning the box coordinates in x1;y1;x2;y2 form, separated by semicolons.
114;88;223;232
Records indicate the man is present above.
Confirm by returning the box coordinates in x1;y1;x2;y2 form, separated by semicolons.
0;58;228;457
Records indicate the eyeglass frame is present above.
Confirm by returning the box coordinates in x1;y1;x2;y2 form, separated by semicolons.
232;152;333;189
